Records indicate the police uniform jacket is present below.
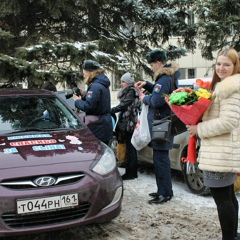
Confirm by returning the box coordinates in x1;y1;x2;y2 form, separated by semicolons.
75;69;113;143
142;62;180;150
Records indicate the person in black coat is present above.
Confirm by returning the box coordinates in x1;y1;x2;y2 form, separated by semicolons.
111;73;141;180
73;60;113;145
135;49;180;204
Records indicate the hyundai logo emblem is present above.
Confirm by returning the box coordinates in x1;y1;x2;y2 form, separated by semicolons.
34;176;56;187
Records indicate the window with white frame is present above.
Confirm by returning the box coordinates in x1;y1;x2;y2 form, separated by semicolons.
179;68;196;79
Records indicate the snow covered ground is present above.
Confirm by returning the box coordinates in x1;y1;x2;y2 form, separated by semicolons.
4;166;240;240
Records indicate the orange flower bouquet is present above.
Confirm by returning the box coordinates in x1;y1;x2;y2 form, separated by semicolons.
165;80;212;173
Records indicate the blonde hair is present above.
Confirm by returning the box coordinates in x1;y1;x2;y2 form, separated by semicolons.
210;48;239;90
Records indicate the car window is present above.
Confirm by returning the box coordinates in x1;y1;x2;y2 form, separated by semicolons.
0;95;84;133
57;91;75;110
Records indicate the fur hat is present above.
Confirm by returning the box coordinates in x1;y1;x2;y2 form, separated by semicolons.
82;60;100;71
121;72;135;84
146;49;168;63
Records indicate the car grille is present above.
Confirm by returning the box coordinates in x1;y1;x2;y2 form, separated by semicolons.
0;173;85;190
2;202;91;228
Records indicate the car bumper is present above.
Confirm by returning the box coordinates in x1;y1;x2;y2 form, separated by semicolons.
0;164;123;237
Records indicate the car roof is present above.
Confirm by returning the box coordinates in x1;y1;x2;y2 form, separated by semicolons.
0;88;54;96
178;78;212;87
0;89;76;109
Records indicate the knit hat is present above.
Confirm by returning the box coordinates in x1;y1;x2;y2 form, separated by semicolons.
82;60;100;71
121;72;135;84
146;49;168;63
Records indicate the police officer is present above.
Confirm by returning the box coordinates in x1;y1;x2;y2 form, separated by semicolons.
135;50;180;204
73;60;113;145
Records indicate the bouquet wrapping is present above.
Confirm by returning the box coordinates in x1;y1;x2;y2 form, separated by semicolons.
166;97;211;125
165;84;212;173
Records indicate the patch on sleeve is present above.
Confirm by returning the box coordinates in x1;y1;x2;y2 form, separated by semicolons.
154;84;162;93
86;91;93;99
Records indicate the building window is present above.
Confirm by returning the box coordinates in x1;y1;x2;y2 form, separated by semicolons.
179;68;196;79
185;11;196;25
112;72;122;91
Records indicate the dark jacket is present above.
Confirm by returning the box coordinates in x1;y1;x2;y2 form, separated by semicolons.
75;69;113;142
111;85;141;143
142;62;180;150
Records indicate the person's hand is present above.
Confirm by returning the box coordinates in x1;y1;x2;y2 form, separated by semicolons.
186;125;198;137
135;81;146;89
140;94;145;102
73;94;81;101
79;89;85;98
110;108;115;114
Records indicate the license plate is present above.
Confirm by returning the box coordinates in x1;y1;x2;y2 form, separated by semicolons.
17;193;78;214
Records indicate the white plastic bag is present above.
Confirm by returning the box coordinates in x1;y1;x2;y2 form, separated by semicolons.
131;104;151;150
113;112;119;132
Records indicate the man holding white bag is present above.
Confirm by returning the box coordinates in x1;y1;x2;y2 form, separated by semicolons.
135;49;180;204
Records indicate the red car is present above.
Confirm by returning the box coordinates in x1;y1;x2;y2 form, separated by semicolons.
0;89;123;237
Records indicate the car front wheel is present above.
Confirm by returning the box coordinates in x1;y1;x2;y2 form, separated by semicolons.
183;161;210;196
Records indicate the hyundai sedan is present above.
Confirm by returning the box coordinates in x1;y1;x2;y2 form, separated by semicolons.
0;89;123;237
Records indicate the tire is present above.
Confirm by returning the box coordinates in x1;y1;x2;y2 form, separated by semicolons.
183;161;210;196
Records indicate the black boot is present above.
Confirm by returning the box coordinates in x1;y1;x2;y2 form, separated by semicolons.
122;168;138;180
132;168;138;178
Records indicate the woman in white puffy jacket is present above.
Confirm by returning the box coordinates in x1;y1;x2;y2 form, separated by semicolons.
187;48;240;240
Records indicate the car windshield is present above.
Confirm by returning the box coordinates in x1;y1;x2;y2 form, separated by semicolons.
0;95;83;134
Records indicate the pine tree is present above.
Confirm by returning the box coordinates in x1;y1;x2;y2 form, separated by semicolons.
0;0;200;87
194;0;240;59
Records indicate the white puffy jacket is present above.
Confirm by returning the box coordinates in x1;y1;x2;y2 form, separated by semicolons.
198;74;240;173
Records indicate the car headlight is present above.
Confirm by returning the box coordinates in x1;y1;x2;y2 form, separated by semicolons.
92;145;116;175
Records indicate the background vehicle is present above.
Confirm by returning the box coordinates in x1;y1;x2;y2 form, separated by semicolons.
136;132;210;195
0;89;123;237
110;130;208;195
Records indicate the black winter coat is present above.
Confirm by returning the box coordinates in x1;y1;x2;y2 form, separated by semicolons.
111;85;141;143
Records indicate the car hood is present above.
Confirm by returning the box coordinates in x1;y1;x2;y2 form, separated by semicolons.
0;129;101;170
